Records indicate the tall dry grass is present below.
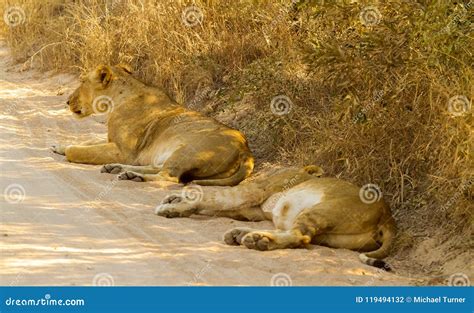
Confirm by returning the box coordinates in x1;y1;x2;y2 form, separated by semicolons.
1;0;472;275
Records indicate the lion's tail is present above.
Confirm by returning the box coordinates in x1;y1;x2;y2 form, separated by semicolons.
359;214;396;271
192;152;254;186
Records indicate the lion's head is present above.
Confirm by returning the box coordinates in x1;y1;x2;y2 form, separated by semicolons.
67;64;132;118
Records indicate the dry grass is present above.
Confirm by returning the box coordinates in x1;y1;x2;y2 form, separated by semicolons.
1;0;472;277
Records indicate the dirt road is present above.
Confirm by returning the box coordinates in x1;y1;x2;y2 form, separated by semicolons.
0;40;415;286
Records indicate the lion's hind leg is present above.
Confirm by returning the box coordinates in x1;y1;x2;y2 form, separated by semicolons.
101;164;162;175
118;170;179;183
233;205;332;251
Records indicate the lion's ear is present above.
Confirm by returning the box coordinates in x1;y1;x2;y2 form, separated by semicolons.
304;165;324;177
96;65;113;88
116;63;132;74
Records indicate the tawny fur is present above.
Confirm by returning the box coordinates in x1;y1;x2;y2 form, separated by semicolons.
155;166;396;269
52;64;253;186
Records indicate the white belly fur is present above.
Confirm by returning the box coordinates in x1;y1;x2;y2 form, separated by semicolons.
136;141;183;166
268;186;324;230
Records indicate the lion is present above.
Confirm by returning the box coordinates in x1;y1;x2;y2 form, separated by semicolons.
52;64;254;186
155;165;397;270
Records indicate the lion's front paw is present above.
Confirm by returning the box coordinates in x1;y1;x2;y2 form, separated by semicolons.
223;228;253;246
154;206;183;218
51;144;66;155
118;171;145;182
242;232;274;251
154;202;197;218
162;194;184;204
101;163;124;174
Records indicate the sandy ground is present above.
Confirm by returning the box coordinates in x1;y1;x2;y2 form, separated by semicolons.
0;40;417;286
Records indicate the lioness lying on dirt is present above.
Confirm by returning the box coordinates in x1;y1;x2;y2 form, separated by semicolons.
155;166;396;270
52;64;253;186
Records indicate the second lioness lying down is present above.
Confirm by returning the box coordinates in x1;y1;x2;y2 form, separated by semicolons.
155;166;397;270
